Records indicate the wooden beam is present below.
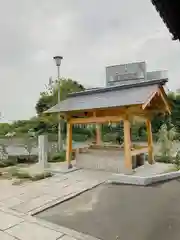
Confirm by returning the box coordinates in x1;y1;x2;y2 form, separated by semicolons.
65;103;167;123
69;115;124;124
123;117;132;169
66;122;73;169
131;147;148;156
159;87;171;114
142;90;158;110
146;119;154;164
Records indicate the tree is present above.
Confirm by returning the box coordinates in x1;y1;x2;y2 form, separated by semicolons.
24;136;37;160
35;78;85;115
35;95;54;115
158;123;177;159
35;78;85;135
0;123;12;136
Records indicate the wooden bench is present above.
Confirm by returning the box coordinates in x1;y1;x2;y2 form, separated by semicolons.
131;146;148;169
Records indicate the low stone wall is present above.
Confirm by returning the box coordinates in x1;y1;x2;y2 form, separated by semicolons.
76;149;125;173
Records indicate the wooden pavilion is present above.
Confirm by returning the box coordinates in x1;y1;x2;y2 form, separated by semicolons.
46;79;171;170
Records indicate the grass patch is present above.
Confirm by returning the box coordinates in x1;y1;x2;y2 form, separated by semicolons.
12;170;31;179
17;155;38;164
49;151;66;163
164;165;179;173
0;155;38;170
49;150;76;163
154;155;174;164
0;157;17;168
31;171;53;181
1;166;53;182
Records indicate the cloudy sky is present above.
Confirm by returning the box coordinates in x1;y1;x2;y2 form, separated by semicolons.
0;0;179;122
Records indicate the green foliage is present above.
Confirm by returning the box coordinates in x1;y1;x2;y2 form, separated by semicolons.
0;123;12;136
73;126;92;138
49;151;66;162
12;170;31;179
24;137;36;155
33;78;85;135
174;151;180;170
35;78;85;115
72;133;88;142
155;155;173;163
31;171;53;181
156;121;178;163
17;155;37;164
10;168;53;181
35;95;54;115
0;157;17;168
103;132;117;142
158;123;177;158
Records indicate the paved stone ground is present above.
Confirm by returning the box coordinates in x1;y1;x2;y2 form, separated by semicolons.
134;162;172;176
38;180;180;240
0;206;101;239
0;169;111;214
0;169;111;239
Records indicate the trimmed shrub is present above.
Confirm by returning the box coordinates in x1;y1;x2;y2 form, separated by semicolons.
102;133;117;142
10;168;53;181
154;155;174;163
31;171;53;181
0;157;17;168
49;151;66;162
17;155;38;164
72;134;88;142
0;161;7;168
73;127;92;138
12;171;31;179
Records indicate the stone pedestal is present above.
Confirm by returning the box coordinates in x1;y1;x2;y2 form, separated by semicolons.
38;135;49;169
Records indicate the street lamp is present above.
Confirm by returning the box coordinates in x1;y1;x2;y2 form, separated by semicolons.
53;56;63;151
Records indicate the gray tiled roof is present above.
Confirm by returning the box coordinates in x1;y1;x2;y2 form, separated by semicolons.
46;79;167;113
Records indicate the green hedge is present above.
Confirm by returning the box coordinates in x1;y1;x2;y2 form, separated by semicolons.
102;132;117;142
17;155;38;164
49;151;66;163
0;155;38;168
73;127;92;137
72;134;88;142
47;132;90;142
154;155;174;163
0;157;17;168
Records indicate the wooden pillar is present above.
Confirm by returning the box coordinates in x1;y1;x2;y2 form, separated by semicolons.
146;119;154;164
123;117;132;169
96;124;101;145
66;122;73;169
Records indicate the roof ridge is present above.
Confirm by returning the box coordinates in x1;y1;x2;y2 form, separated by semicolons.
68;78;168;98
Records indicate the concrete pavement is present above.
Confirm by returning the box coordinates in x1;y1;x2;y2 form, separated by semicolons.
0;206;101;239
37;180;180;240
0;169;111;239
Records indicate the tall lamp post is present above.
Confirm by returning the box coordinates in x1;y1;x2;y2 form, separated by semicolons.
53;55;63;151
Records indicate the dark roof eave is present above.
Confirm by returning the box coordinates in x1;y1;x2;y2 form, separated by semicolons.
151;0;179;41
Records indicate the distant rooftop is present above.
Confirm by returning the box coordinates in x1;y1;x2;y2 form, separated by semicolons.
106;61;168;87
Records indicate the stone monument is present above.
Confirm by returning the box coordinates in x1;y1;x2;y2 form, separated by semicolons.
38;135;49;168
0;144;8;161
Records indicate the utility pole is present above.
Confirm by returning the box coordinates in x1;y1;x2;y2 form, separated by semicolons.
53;56;63;151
